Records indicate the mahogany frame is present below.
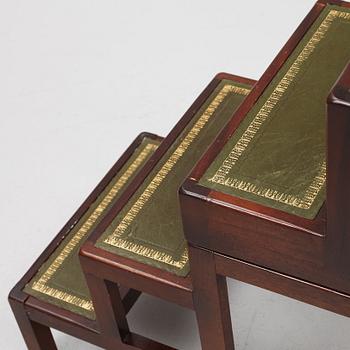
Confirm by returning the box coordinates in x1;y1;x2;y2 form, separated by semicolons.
180;1;350;348
8;132;163;350
79;73;256;350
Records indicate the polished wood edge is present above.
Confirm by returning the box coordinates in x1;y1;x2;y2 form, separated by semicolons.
25;296;98;333
214;72;257;86
80;242;193;302
20;286;139;330
205;189;326;230
180;179;211;200
8;293;101;348
9;287;142;349
328;62;350;107
13;292;176;350
9;282;28;304
320;0;350;8
180;179;325;238
213;250;350;317
23;295;177;350
326;61;350;272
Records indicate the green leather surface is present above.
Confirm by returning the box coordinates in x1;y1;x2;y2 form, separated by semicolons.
200;5;350;219
24;136;159;319
96;80;252;277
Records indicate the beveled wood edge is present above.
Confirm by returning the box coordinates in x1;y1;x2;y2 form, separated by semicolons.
181;0;348;235
215;72;257;87
17;287;140;332
8;132;162;337
326;61;350;271
320;0;350;6
25;296;99;341
328;61;350;107
211;246;350;317
80;242;194;310
180;180;325;237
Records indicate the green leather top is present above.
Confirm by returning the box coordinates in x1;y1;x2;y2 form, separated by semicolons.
24;136;159;319
200;5;350;219
96;80;252;277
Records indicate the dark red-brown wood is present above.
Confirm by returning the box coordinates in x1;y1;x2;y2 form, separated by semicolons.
189;246;234;350
327;63;350;274
180;1;350;349
9;132;163;349
80;73;256;350
181;0;350;294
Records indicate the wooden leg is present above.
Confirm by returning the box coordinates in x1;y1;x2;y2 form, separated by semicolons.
84;272;131;350
189;245;234;350
9;297;57;350
121;288;142;314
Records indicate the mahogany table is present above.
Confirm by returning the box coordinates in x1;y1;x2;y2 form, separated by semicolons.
9;133;162;349
180;1;350;349
79;73;256;350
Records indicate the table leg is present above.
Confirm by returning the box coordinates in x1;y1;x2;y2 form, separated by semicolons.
84;272;130;349
9;297;57;350
189;245;235;350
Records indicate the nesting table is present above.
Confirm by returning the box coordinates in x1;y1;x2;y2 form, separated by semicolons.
180;1;350;349
9;133;162;349
9;1;350;349
79;73;255;350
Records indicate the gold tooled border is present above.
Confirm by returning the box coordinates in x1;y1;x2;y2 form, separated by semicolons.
30;142;158;312
103;84;250;269
209;9;350;210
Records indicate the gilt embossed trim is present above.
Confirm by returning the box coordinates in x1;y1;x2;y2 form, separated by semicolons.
209;9;350;210
30;142;158;312
104;85;250;269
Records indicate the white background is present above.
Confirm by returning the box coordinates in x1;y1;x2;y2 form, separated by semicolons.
1;1;350;349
